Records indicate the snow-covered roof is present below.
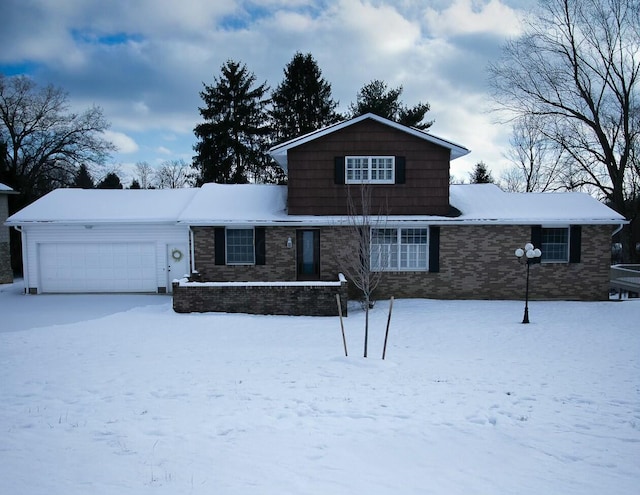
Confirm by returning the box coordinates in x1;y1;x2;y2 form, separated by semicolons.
448;184;626;226
178;183;287;225
5;188;198;224
0;183;18;194
269;113;470;171
5;183;626;227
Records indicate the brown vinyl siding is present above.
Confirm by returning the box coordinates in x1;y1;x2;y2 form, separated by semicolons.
286;119;451;216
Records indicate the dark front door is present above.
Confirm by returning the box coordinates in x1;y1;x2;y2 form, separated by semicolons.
297;229;320;280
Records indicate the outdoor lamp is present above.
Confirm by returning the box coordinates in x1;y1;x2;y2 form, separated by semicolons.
515;242;542;324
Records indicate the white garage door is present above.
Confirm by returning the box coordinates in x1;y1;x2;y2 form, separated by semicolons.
39;243;157;293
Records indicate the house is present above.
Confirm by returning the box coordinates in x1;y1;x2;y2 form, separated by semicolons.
5;114;626;315
0;183;18;284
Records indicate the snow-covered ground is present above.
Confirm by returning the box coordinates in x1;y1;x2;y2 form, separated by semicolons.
1;281;639;494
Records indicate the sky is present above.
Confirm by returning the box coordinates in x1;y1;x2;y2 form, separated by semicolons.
0;0;536;185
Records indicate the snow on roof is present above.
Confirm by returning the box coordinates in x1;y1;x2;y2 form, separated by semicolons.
0;183;17;194
269;113;470;171
448;184;626;225
5;188;198;224
178;183;287;225
5;183;626;226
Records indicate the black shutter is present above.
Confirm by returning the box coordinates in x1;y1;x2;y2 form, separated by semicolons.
429;226;440;273
530;225;542;264
214;227;226;265
255;227;266;265
569;225;582;263
395;156;406;184
334;156;345;185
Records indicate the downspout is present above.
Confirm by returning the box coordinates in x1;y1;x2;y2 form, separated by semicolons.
13;225;29;293
611;223;624;238
189;227;196;275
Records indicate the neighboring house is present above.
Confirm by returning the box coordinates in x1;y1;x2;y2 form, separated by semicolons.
5;114;626;314
0;183;18;284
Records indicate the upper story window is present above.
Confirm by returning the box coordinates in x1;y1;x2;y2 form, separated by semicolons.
345;156;395;184
541;227;569;262
371;227;429;271
226;228;255;265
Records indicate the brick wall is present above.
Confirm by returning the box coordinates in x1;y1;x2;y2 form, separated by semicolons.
192;226;298;281
372;224;613;301
191;224;614;303
172;279;349;316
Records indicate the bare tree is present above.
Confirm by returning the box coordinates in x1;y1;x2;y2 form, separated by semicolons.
488;0;640;261
500;115;565;192
0;75;114;204
339;184;387;358
154;159;194;189
134;161;154;189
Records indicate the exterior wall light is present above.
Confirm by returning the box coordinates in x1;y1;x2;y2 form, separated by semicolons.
286;237;293;249
515;242;542;324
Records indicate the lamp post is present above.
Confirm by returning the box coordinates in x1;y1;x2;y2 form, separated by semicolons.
515;243;542;324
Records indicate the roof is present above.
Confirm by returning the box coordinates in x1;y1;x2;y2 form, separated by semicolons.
5;188;198;225
178;183;287;225
269;113;471;171
5;183;626;227
0;183;18;194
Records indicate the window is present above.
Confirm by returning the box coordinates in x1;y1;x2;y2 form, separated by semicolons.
226;228;255;264
541;227;568;262
346;156;394;184
371;227;429;270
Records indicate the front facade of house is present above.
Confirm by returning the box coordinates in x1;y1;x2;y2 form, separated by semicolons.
6;114;626;313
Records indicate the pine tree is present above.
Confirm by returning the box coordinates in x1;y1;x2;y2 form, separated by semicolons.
349;80;433;130
129;179;141;189
270;52;340;142
469;162;494;184
193;60;276;184
96;172;123;189
73;164;95;189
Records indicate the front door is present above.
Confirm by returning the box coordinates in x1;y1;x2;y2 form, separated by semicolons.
296;230;320;280
167;244;189;291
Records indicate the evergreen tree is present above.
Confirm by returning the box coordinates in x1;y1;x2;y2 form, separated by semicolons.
349;80;433;130
270;52;340;142
97;172;123;189
129;179;141;189
73;164;95;189
469;162;494;184
193;60;276;184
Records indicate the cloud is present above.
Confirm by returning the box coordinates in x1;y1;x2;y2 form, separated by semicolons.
1;0;527;175
103;130;139;154
424;0;523;38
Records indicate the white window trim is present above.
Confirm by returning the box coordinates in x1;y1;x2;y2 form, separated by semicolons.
226;227;255;265
370;226;429;272
345;156;395;184
540;225;570;264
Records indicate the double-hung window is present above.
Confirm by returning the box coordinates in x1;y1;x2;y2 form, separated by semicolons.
541;227;569;263
226;228;255;265
371;227;429;270
346;156;394;184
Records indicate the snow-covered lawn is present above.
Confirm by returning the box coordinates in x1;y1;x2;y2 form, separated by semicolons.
1;282;639;494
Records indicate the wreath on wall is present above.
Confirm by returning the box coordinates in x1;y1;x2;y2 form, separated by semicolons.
171;248;184;262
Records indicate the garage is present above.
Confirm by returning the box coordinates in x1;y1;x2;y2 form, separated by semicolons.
39;242;157;293
5;188;198;294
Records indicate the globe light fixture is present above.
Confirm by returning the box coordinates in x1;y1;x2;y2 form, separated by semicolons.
515;242;542;324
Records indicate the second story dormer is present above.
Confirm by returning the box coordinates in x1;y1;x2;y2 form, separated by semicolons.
269;113;470;216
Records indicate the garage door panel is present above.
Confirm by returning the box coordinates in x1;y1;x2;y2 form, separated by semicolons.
39;243;157;293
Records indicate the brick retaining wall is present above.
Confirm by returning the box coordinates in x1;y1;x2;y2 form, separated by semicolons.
172;277;349;316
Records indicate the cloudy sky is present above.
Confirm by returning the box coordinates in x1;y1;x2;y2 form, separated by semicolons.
1;0;536;185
